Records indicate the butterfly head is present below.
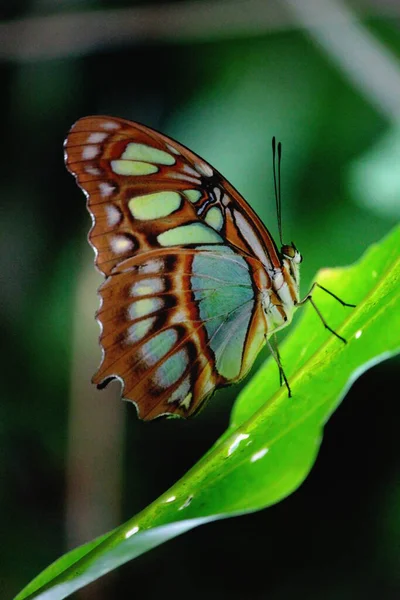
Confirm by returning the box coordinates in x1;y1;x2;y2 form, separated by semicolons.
281;242;302;265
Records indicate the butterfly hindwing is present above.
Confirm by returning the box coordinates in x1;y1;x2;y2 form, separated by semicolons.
94;246;265;419
64;116;275;419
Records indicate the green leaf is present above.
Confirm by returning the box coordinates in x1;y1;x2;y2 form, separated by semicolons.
16;225;400;600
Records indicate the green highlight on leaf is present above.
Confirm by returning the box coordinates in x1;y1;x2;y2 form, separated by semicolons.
15;224;400;600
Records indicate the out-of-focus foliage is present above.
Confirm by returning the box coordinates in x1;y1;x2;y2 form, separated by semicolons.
1;1;400;599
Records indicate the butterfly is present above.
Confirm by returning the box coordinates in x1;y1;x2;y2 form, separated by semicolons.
64;116;353;420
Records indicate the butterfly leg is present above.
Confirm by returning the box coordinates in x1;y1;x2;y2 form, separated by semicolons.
297;282;355;344
271;334;283;387
266;337;292;398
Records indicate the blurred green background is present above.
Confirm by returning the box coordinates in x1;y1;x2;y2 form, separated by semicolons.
1;1;400;598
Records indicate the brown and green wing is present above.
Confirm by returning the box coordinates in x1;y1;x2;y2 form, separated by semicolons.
64;115;281;276
64;116;270;419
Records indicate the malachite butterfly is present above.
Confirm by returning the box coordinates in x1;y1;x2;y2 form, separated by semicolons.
64;116;353;421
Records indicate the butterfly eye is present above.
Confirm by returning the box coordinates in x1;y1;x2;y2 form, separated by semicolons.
281;244;296;259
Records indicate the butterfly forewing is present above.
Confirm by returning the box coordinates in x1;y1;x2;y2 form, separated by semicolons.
65;116;282;275
64;115;277;419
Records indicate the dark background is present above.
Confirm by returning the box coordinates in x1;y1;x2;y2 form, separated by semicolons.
1;1;400;598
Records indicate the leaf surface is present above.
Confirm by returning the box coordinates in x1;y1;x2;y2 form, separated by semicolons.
16;225;400;600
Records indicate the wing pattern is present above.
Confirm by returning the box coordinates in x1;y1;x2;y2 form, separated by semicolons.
64;116;274;418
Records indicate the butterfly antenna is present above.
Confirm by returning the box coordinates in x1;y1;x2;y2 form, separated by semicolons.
278;140;283;244
272;137;283;245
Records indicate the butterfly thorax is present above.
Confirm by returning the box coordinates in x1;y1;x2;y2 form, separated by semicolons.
259;245;302;337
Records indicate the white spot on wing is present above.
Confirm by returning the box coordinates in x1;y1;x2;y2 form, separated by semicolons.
222;194;230;207
111;236;134;254
182;164;200;178
213;187;221;201
140;259;164;274
130;278;164;296
166;144;180;155
85;166;101;176
355;329;362;339
168;172;200;185
195;161;213;177
99;182;115;198
87;132;107;143
82;146;99;160
105;205;121;227
101;121;120;131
